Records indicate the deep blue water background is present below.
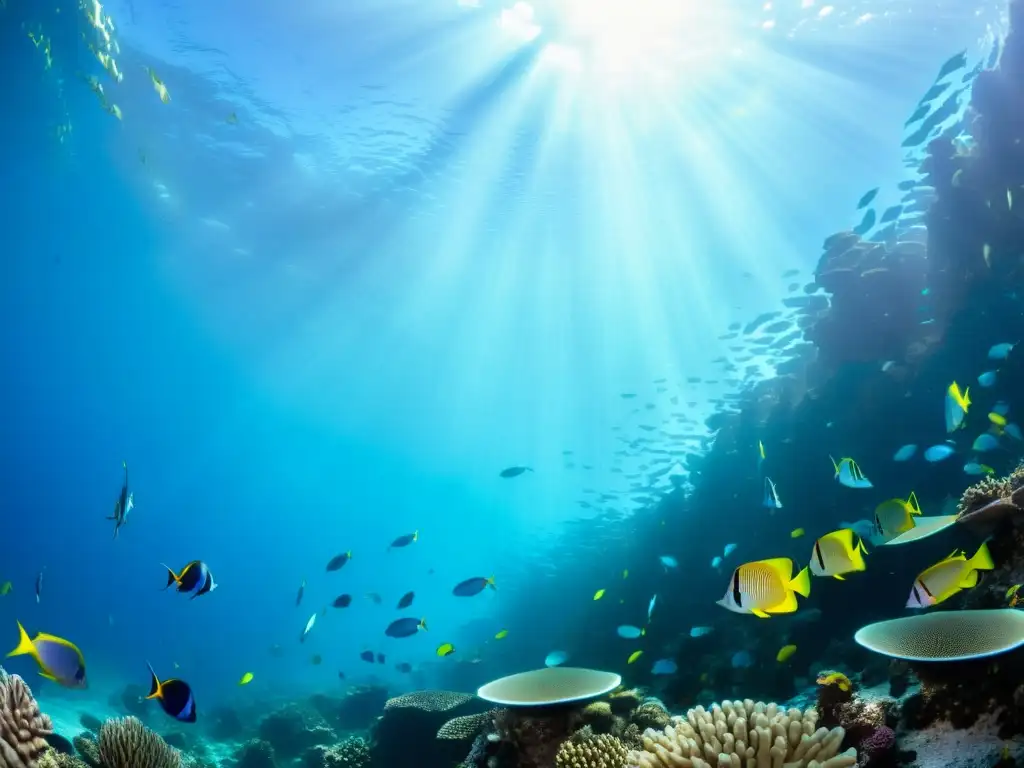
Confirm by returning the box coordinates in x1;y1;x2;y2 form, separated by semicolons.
0;0;1011;719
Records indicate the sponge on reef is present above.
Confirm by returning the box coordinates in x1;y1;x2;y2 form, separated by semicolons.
0;669;53;768
626;700;856;768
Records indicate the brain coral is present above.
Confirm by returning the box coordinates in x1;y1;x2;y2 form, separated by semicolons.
98;717;181;768
557;733;629;768
0;670;53;768
627;699;856;768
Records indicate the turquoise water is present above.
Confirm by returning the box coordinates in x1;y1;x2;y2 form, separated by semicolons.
0;0;1011;730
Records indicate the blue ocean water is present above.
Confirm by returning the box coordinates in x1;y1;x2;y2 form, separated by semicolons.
0;0;1013;733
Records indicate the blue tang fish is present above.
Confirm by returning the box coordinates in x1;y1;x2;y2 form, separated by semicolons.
146;663;196;722
452;576;495;597
385;617;427;638
7;622;87;689
162;561;217;599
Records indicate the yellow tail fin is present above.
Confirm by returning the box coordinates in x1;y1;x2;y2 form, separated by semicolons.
6;622;36;660
969;541;995;571
789;566;812;598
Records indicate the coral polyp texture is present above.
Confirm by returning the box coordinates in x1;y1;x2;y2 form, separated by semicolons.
854;610;1024;662
97;716;182;768
556;732;629;768
384;691;477;713
626;700;856;768
956;463;1024;529
0;670;53;768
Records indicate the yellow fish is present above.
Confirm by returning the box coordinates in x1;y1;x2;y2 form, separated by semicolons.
945;382;971;432
238;672;253;685
907;542;994;608
809;529;868;580
991;412;1008;428
627;650;643;664
593;589;605;601
816;671;851;692
436;643;455;657
0;582;12;596
147;68;171;103
776;644;797;663
494;629;508;640
717;558;811;618
1008;584;1021;599
874;492;921;539
790;528;805;539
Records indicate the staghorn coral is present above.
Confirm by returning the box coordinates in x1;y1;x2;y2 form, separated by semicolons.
384;691;476;713
437;711;497;741
0;671;53;768
557;733;628;768
98;716;181;768
626;699;856;768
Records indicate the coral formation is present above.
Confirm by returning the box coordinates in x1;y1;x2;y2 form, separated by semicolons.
437;712;497;741
956;462;1024;528
0;670;53;768
556;732;629;768
492;706;584;768
231;740;276;768
304;737;370;768
257;706;335;759
97;717;181;768
37;751;89;768
71;736;100;768
384;691;477;713
371;689;484;768
627;700;856;768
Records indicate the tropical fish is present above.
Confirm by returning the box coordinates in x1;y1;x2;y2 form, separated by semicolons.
776;644;797;663
366;592;382;604
659;555;678;569
359;650;374;662
906;543;994;608
107;461;133;539
978;371;997;388
945;382;971;432
453;576;495;597
617;625;644;639
300;613;317;643
647;594;657;623
652;658;677;675
1008;584;1021;599
730;650;754;669
723;543;738;558
389;532;418;549
34;571;42;604
790;528;805;539
238;672;253;685
972;433;999;452
1007;424;1023;441
989;342;1015;360
146;663;195;722
874;493;922;539
816;671;851;692
964;462;995;476
763;477;783;509
924;444;955;462
831;456;873;489
892;444;917;462
545;650;568;667
376;653;385;664
499;466;533;478
991;412;1008;428
626;650;643;664
397;591;415;609
326;552;352;571
711;556;723;569
689;626;713;638
856;188;879;209
593;589;605;600
295;580;305;606
495;629;509;640
161;561;217;600
809;529;868;580
935;50;967;80
7;622;87;689
332;594;352;608
758;440;766;468
311;654;323;665
717;558;811;618
385;618;427;638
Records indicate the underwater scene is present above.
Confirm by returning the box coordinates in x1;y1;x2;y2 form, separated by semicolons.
10;0;1024;767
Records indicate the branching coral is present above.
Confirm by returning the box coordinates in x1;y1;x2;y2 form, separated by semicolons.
37;752;88;768
627;700;856;768
0;670;53;768
557;732;629;768
71;737;100;768
956;462;1024;526
98;717;181;768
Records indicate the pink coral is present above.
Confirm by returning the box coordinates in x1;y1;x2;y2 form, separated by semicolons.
0;671;53;768
859;725;895;764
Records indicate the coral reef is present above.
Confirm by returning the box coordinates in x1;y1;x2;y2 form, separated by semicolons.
437;712;498;741
627;700;856;768
303;738;370;768
38;751;90;768
0;670;53;768
309;686;389;732
556;731;628;768
97;717;181;768
230;740;276;768
955;463;1024;529
257;706;335;759
371;689;484;768
492;706;584;768
71;736;100;768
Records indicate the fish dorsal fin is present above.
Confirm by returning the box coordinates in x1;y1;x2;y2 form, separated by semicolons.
758;558;794;581
906;491;922;515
